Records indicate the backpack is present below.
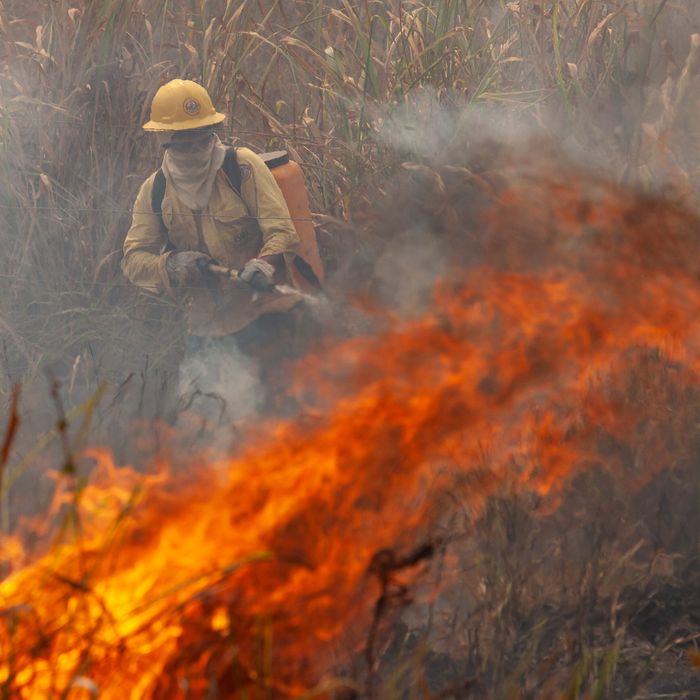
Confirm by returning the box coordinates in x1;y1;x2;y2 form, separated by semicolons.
151;148;321;290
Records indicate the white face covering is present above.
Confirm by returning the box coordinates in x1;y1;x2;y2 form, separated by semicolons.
161;132;227;210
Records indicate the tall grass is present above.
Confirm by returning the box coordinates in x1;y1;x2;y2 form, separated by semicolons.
2;1;699;388
0;7;675;518
1;1;699;500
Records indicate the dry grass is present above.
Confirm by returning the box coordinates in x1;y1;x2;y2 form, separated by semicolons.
2;1;700;382
3;0;700;698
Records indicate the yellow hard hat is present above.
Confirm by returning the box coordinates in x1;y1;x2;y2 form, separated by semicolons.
143;79;226;131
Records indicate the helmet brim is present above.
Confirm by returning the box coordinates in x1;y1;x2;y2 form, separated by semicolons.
142;111;226;132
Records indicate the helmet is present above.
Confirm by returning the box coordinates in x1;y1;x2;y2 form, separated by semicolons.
143;79;226;131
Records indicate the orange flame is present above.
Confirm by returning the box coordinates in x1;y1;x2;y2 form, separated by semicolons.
3;162;700;697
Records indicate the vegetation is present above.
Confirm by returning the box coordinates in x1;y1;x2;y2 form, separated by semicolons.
3;0;700;383
3;0;700;697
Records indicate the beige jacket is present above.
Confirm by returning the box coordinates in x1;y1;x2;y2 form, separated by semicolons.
122;147;302;337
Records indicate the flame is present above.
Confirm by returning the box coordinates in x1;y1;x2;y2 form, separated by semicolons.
3;159;700;697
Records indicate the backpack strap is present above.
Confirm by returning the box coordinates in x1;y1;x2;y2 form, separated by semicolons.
151;168;168;236
222;147;242;194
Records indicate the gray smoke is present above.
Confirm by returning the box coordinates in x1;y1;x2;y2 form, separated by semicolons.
177;338;264;427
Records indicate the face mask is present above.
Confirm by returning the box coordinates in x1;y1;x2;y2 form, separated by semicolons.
160;131;226;210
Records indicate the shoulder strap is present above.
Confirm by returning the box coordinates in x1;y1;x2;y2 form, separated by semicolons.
222;147;242;194
151;168;168;236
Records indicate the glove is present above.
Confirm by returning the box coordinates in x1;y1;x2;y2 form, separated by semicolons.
165;251;213;287
239;257;276;292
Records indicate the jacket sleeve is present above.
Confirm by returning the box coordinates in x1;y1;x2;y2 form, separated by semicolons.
237;148;300;257
121;175;172;294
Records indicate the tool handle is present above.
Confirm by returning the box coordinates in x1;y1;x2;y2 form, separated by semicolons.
207;263;238;279
207;262;286;298
207;262;275;295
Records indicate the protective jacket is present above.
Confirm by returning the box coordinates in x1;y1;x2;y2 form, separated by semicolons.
122;147;302;337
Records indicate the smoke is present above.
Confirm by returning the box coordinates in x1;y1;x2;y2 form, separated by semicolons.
377;90;514;161
177;336;264;426
371;222;451;314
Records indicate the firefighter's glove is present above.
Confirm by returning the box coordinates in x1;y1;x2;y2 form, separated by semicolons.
166;251;213;287
239;258;276;292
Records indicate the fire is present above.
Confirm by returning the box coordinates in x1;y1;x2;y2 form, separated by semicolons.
3;156;700;697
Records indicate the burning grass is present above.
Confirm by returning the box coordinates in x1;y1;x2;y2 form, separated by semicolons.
4;150;700;696
4;1;700;698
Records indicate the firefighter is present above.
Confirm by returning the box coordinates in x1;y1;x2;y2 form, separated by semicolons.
122;79;311;412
